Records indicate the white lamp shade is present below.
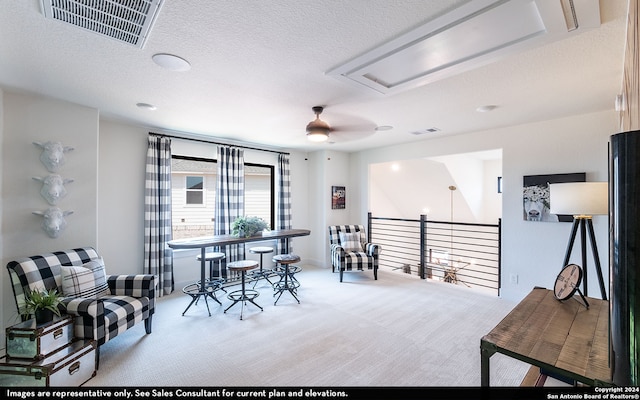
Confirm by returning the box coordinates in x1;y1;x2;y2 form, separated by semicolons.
549;182;608;216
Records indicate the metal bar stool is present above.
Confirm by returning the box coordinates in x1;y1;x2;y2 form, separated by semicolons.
272;254;301;305
182;251;226;316
224;260;263;320
196;251;227;290
181;283;219;316
193;251;226;310
248;246;274;288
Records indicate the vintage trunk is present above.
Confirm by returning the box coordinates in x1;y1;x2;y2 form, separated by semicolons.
5;315;73;360
0;340;96;386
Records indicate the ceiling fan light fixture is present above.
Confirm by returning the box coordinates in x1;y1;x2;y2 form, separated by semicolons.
307;129;330;142
306;106;331;142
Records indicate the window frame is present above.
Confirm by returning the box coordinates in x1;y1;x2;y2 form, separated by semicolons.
171;155;275;232
185;175;205;206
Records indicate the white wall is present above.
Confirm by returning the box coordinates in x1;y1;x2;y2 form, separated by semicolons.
482;159;502;222
1;91;99;345
97;120;147;275
304;150;354;267
433;154;488;221
369;157;501;222
369;154;503;223
351;110;615;302
286;150;311;262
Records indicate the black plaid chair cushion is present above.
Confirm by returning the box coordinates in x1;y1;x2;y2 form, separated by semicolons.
328;225;381;282
6;247;157;368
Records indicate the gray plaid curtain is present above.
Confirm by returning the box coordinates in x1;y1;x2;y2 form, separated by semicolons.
214;146;245;261
277;153;292;254
144;135;174;296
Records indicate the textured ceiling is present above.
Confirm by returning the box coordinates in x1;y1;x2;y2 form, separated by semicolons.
0;0;629;153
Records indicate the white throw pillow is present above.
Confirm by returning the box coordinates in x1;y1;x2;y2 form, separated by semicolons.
339;231;363;252
60;257;109;299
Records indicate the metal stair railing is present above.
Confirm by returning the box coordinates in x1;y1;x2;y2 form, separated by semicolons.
369;213;501;295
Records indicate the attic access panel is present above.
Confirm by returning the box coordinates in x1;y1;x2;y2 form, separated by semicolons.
327;0;600;95
40;0;164;48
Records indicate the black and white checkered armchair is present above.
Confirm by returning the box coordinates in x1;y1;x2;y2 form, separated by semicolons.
6;247;157;368
328;225;381;282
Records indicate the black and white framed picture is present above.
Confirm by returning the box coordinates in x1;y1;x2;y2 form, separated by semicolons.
523;172;585;222
331;186;346;209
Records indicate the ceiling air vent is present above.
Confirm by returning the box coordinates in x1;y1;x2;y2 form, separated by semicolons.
40;0;164;48
411;128;441;135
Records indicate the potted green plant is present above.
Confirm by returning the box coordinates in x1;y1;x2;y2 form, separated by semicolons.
23;288;65;324
231;216;270;238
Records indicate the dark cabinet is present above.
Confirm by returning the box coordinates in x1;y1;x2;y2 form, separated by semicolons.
609;129;640;386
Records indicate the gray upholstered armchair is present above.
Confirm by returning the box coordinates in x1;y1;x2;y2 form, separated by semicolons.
328;225;381;282
6;247;157;368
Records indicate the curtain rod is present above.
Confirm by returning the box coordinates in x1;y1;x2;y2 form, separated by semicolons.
150;132;290;156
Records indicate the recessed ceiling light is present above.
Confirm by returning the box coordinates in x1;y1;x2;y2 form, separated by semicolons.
476;105;498;112
152;53;191;72
137;102;157;111
375;125;394;131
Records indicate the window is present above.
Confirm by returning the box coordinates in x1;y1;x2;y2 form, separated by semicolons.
171;156;274;240
186;176;204;204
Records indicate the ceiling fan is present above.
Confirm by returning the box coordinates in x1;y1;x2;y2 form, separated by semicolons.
306;106;331;142
305;106;378;143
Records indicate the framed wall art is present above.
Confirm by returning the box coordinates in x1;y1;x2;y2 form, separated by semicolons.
331;186;346;209
523;172;585;222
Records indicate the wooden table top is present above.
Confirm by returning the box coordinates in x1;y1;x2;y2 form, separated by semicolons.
167;229;311;249
481;287;612;386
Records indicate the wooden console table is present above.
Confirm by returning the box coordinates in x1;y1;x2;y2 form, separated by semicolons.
480;287;613;387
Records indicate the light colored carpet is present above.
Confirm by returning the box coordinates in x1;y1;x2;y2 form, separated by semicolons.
85;265;530;387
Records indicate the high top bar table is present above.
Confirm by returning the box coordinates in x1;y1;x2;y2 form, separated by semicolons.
168;229;310;316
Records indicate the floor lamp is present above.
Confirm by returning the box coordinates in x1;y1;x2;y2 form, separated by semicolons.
549;182;608;300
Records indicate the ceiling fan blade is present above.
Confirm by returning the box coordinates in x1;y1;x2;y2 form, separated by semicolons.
331;122;377;132
329;127;376;142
